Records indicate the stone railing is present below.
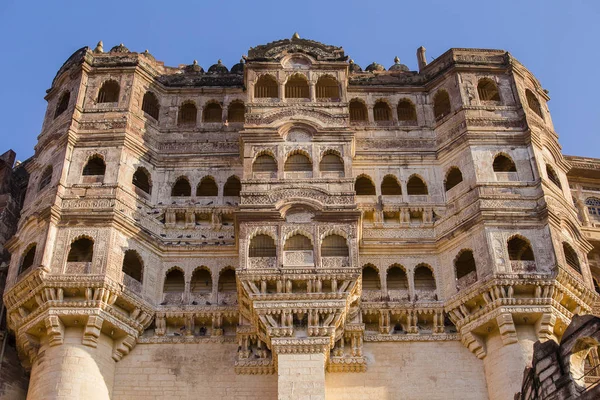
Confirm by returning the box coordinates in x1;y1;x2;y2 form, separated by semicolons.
163;291;184;305
387;289;410;302
284;171;313;179
248;257;277;269
495;172;519;182
414;289;437;301
511;260;537;273
65;262;91;274
122;274;143;293
456;271;478;291
407;195;429;203
190;292;213;305
81;175;104;184
216;291;237;306
321;257;349;269
252;172;277;180
321;171;344;179
361;290;383;302
283;251;314;267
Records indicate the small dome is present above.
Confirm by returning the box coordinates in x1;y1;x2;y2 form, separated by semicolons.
208;59;229;74
231;59;245;74
184;60;204;73
348;59;362;73
109;43;130;53
389;56;409;72
365;61;385;72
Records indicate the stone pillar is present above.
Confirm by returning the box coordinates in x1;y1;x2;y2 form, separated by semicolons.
27;327;116;400
277;352;326;400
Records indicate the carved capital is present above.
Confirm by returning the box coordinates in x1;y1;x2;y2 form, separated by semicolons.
82;315;104;347
496;312;518;345
536;312;557;342
112;334;137;362
461;331;486;359
44;315;64;346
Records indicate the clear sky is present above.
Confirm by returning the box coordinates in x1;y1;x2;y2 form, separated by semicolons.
0;0;598;161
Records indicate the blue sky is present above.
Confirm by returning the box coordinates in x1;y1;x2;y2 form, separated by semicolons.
0;0;598;161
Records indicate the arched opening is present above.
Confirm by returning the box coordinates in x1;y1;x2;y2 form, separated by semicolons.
349;99;367;122
587;198;600;221
82;156;106;176
563;243;581;273
320;152;344;174
224;176;241;197
132;167;151;194
414;265;436;292
362;265;381;290
171;177;191;197
397;99;417;122
142;91;160;120
191;268;212;294
97;80;120;103
316;75;340;99
493;154;517;172
546;165;562;189
39;166;53;190
508;236;535;261
387;265;408;290
227;101;245;123
253;153;277;173
477;78;500;101
355;176;376;195
196;177;218;196
381;175;402;195
285;74;309;99
178;102;197;125
284;234;312;251
218;269;236;292
122;250;143;282
321;234;349;257
254;75;278;98
249;234;276;257
163;269;185;293
433;90;451;120
67;238;94;262
407;175;428;195
525;89;543;119
203;102;223;123
454;250;477;287
373;101;392;122
54;91;70;118
284;152;312;172
19;244;36;274
444;167;463;192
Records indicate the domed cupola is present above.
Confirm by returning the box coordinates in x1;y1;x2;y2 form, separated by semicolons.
183;60;204;73
348;59;362;73
389;56;409;72
231;59;245;74
365;61;385;72
109;43;130;53
208;59;229;74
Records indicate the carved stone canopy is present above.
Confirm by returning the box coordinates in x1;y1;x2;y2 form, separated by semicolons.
246;36;347;62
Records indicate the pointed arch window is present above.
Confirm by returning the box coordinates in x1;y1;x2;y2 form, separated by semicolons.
285;74;309;99
254;75;278;98
142;91;160;120
349;100;367;122
172;177;191;197
373;101;392;121
355;176;376;195
54;91;70;118
97;80;120;103
249;234;276;257
477;78;500;101
203;103;223;123
444;167;463;192
433;90;451;120
397;99;417;122
316;76;340;99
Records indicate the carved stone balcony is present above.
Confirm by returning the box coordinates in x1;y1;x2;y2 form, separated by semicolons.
456;271;478;291
284;171;313;179
162;291;184;305
495;172;519;182
510;260;537;273
361;289;383;302
387;289;410;302
122;274;142;294
283;250;314;267
321;256;349;268
407;194;429;203
65;262;91;274
248;257;277;269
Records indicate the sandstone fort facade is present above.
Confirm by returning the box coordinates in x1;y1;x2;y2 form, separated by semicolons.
2;35;600;399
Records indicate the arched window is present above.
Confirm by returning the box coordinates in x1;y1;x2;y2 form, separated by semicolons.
54;91;70;118
253;154;277;173
444;167;463;192
362;265;381;290
454;250;477;280
373;101;392;121
355;176;376;195
284;234;312;251
97;80;120;103
163;269;185;293
525;89;543;118
67;237;94;262
39;166;53;190
227;102;245;123
477;78;500;101
414;265;436;292
19;244;36;274
381;175;402;195
171;177;191;197
397;99;417;122
507;236;535;261
218;269;236;292
196;177;218;196
321;234;349;257
254;75;278;98
320;152;344;173
82;156;106;176
249;234;276;257
224;176;241;197
563;243;581;273
122;250;143;282
191;268;212;294
316;75;340;99
433;90;451;120
349;99;367;122
203;102;222;123
178;102;197;125
142;91;160;120
586;198;600;220
546;165;562;189
284;152;312;172
285;74;309;99
387;265;408;290
407;175;428;195
133;167;151;194
492;154;517;172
